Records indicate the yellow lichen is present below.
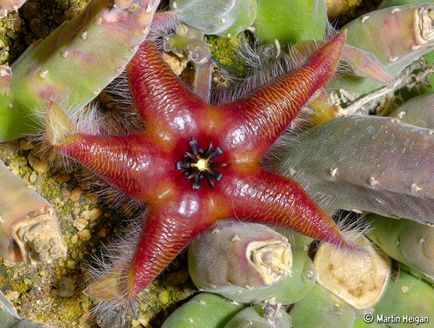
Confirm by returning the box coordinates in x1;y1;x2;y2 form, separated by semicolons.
326;0;363;19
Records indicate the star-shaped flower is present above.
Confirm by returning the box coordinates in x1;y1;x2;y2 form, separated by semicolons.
50;33;349;302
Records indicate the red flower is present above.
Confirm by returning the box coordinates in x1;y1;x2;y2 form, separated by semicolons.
52;33;348;301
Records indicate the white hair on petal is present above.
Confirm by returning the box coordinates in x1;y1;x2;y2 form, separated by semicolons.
326;19;339;38
327;211;372;257
149;11;180;40
84;213;157;327
265;127;341;218
211;31;347;109
264;124;369;253
78;169;145;214
336;211;370;239
28;98;104;172
104;72;133;110
212;53;298;105
30;72;145;187
234;35;262;69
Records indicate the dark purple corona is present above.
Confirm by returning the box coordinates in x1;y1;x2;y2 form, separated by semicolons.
176;138;226;189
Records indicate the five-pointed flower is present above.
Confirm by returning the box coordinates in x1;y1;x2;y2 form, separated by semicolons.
49;32;349;302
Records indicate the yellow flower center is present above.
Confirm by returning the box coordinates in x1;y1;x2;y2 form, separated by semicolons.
191;158;209;172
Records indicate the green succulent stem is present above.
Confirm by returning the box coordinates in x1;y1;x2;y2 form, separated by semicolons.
0;0;160;141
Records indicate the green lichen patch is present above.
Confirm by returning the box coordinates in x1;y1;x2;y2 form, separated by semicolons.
207;33;252;80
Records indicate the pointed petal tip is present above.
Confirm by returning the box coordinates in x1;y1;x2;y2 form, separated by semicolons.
337;29;348;40
332;29;347;47
45;101;74;146
324;30;347;56
315;30;346;62
83;270;127;300
298;31;346;91
310;210;364;254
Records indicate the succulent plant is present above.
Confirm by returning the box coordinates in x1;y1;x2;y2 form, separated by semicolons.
0;0;433;327
170;0;257;37
163;25;213;100
379;0;434;8
366;214;434;283
223;303;291;328
162;293;244;328
289;284;356;328
188;221;293;290
162;294;291;328
0;159;66;264
269;115;434;224
370;271;434;328
419;50;433;94
328;3;434;97
0;0;160;141
389;93;434;127
0;64;12;93
352;317;384;328
254;0;327;45
188;222;316;304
